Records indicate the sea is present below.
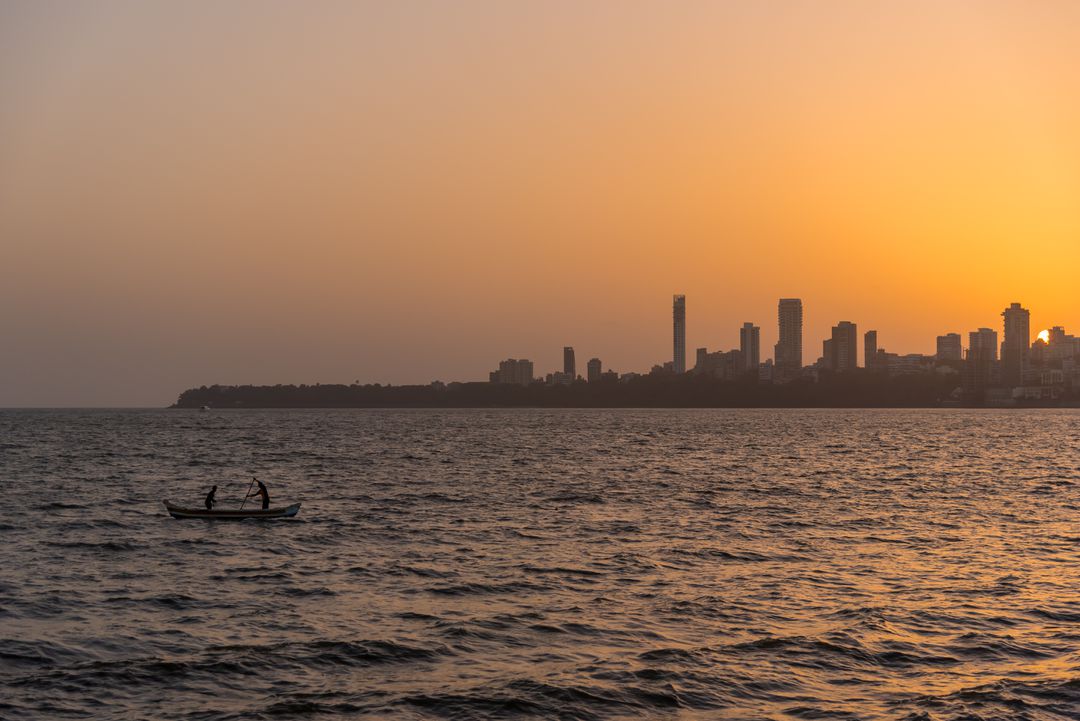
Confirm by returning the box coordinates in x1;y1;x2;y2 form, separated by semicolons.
2;408;1079;720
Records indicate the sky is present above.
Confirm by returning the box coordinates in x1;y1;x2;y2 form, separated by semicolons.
1;1;1078;406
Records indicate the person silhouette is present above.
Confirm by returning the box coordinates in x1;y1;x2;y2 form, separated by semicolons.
204;485;217;511
246;479;270;510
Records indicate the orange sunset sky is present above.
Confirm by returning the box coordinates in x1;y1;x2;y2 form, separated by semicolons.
1;1;1078;406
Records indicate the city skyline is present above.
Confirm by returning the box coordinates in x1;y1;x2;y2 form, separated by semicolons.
489;295;1075;387
177;287;1080;406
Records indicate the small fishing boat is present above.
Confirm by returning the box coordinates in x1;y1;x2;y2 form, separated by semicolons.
162;500;301;520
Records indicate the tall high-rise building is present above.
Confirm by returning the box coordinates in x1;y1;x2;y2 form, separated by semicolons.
1001;302;1030;386
673;295;686;374
739;322;760;372
587;358;602;383
964;328;999;397
936;333;963;362
828;321;858;372
563;346;576;379
774;298;803;378
864;330;878;370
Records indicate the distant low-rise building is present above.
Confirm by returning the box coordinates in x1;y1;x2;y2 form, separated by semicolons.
758;359;774;384
829;321;858;372
1047;326;1079;364
936;333;963;362
587;358;602;382
887;354;935;376
694;347;745;380
820;339;834;371
970;328;999;362
1029;338;1049;369
491;358;534;385
1014;367;1065;402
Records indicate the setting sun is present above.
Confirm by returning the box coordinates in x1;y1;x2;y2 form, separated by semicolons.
1038;329;1051;343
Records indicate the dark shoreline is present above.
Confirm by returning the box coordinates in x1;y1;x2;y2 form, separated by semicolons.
171;375;1079;409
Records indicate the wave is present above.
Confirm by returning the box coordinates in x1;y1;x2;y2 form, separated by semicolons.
277;586;337;598
900;675;1080;719
0;639;89;670
400;678;690;718
5;638;454;694
714;636;962;671
55;519;133;531
385;563;457;579
426;580;549;596
548;492;606;504
45;540;138;552
944;633;1058;661
519;565;604;577
36;501;89;510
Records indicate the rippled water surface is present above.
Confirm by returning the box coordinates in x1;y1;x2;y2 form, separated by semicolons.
3;409;1080;720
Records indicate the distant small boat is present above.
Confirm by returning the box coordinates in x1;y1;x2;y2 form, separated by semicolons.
162;500;301;520
199;406;210;412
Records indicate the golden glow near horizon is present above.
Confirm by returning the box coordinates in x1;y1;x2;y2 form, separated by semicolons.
1038;330;1051;344
1;2;1079;405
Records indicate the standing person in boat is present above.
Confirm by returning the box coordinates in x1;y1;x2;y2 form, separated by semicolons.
204;485;217;511
246;478;270;510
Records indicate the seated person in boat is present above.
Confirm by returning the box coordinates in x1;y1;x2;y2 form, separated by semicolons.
205;485;217;511
247;479;270;510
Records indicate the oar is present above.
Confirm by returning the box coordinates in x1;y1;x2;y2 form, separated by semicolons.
239;477;256;510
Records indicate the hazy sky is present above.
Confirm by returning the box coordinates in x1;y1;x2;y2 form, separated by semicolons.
2;1;1078;406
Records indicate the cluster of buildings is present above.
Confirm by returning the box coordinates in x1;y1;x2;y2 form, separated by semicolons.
960;305;1080;403
489;347;616;386
489;296;1080;404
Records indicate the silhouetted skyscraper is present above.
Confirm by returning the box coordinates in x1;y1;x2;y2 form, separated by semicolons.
936;333;962;362
828;321;858;372
587;358;602;382
563;347;576;379
964;327;999;397
775;298;803;378
1001;302;1030;386
673;295;686;374
864;330;878;370
740;323;760;372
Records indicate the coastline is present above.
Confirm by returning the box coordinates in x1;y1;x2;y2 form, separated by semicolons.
170;377;1079;410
